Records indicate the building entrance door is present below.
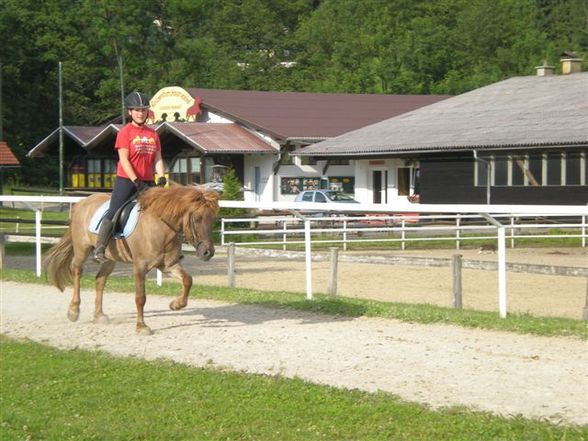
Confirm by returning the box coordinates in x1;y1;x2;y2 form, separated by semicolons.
372;170;388;204
397;167;411;196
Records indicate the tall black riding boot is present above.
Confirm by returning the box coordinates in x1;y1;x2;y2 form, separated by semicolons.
93;218;114;263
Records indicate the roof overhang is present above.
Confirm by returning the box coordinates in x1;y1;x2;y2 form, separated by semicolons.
292;141;588;157
158;122;277;154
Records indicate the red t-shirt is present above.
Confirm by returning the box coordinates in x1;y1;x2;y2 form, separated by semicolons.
115;123;161;180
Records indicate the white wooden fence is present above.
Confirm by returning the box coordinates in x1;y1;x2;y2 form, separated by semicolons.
2;194;587;319
220;213;587;250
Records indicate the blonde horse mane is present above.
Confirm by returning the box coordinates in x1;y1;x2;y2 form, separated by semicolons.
138;185;219;228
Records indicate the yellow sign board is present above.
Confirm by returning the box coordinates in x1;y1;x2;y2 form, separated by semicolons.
148;86;201;123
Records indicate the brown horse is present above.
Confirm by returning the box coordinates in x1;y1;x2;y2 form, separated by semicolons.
44;185;219;335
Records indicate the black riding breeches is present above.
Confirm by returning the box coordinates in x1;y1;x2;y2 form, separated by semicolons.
103;177;138;221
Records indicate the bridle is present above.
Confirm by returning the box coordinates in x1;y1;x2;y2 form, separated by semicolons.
184;212;206;251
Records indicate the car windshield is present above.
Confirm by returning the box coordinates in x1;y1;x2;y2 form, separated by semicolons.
325;191;354;201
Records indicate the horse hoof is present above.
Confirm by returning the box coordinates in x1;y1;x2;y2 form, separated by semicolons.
67;310;79;322
94;314;110;325
136;325;153;336
169;299;186;311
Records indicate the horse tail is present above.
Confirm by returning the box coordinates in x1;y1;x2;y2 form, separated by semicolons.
44;227;74;292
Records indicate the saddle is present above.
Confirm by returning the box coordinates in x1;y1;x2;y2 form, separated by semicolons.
89;199;141;238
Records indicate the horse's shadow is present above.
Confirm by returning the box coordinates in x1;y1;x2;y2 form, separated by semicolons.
144;300;365;333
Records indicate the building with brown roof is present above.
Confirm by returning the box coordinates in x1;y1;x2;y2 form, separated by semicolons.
0;141;20;167
27;87;448;201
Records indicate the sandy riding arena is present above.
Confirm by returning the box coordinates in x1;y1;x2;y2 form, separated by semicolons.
1;277;587;425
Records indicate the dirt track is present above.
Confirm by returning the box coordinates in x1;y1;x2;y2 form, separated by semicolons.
1;280;587;426
2;247;587;425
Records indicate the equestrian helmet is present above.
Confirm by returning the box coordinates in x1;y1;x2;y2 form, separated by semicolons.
124;91;150;109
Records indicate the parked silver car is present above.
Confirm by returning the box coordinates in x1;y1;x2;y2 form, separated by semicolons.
294;190;359;204
294;190;359;215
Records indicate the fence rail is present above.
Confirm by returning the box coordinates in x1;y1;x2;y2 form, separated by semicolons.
2;194;587;319
221;214;587;250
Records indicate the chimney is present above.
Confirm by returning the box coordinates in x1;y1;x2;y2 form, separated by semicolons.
560;51;583;74
535;59;555;76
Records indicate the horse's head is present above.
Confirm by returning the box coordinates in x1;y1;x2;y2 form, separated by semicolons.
139;186;219;261
182;190;219;261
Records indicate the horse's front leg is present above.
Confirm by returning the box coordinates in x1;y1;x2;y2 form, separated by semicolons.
94;260;116;324
166;263;193;311
133;265;152;335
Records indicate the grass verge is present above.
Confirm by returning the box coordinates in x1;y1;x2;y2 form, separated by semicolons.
2;268;586;339
1;336;586;441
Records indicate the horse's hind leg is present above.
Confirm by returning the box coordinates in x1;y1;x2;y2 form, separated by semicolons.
94;260;116;324
166;263;193;311
133;266;152;335
67;260;84;322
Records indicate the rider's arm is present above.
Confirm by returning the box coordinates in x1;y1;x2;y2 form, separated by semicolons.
118;148;138;182
154;149;165;178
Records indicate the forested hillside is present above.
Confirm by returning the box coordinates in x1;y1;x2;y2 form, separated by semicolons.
1;0;586;186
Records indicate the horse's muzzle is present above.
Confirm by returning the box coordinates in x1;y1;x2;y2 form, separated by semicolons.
195;241;215;261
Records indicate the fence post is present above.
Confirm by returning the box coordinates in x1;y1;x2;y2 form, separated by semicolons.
452;254;463;309
328;247;339;296
401;219;406;250
35;210;42;277
343;219;348;251
282;220;287;251
582;277;588;321
220;218;226;246
455;215;461;250
510;216;515;248
0;233;5;270
227;242;236;288
304;218;313;300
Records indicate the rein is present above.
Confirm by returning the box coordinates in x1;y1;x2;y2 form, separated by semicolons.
183;212;203;249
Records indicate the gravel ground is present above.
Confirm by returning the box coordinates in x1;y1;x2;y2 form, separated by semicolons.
1;279;587;426
2;246;587;425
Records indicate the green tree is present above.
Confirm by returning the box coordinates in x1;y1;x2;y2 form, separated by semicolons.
219;168;247;220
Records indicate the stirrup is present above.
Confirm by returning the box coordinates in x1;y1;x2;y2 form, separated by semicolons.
93;246;108;263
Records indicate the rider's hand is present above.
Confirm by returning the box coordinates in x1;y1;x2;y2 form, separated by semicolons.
133;179;149;194
157;176;167;187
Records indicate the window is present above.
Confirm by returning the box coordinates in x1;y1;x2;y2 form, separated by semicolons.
279;145;296;165
476;157;489;187
315;192;326;202
474;151;586;188
528;153;542;186
511;156;525;186
302;192;313;202
494;156;508;186
170;158;188;184
547;152;562;185
190;157;201;184
328;159;350;166
566;152;581;185
300;156;318;166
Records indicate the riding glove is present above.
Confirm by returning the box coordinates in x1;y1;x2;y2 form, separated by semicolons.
157;176;167;187
133;179;149;194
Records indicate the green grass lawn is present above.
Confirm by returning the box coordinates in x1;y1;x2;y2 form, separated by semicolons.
1;336;586;441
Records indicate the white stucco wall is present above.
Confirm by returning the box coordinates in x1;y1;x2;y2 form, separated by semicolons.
354;159;415;205
243;155;277;202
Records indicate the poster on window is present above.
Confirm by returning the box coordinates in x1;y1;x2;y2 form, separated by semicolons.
302;178;320;191
281;178;302;194
328;177;354;194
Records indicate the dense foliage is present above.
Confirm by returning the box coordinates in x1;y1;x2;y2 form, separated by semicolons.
1;0;586;186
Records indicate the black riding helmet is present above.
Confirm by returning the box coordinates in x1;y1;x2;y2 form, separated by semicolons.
124;91;150;109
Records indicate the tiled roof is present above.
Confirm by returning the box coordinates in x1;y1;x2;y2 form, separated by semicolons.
295;72;588;156
161;122;276;153
187;88;450;141
0;141;20;166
